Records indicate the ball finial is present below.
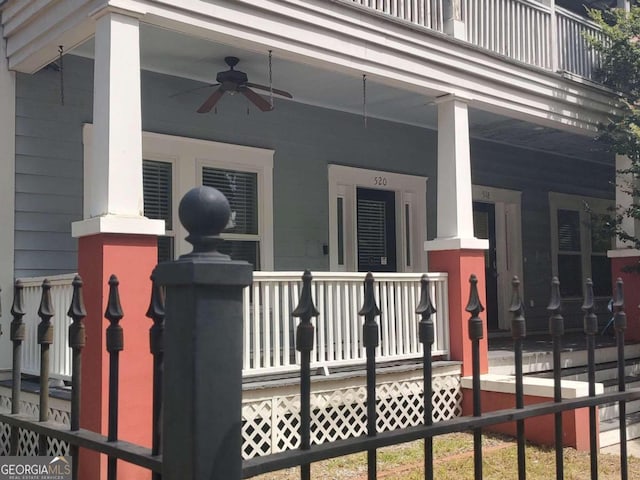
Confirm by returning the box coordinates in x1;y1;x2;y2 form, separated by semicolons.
178;186;231;256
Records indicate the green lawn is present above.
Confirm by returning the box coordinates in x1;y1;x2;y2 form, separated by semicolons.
253;433;640;479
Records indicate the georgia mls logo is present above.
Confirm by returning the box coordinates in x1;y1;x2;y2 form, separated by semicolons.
0;456;72;479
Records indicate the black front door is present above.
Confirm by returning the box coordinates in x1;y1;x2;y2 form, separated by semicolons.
473;202;499;331
357;188;397;272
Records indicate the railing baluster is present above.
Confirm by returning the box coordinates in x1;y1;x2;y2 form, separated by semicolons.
466;274;484;480
293;270;319;480
416;274;435;480
547;277;564;480
147;277;165;480
37;279;54;455
9;280;25;455
613;278;628;480
359;272;381;480
105;274;124;480
67;275;86;480
510;276;526;480
581;278;598;480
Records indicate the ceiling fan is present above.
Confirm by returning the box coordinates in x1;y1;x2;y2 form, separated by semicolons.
196;56;293;113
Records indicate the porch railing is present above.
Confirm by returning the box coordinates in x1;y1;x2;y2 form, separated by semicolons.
246;272;449;376
18;273;75;379
345;0;606;80
17;271;449;379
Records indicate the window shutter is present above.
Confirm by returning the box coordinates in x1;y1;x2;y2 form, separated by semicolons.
357;198;388;262
557;209;580;252
202;167;258;234
143;160;172;230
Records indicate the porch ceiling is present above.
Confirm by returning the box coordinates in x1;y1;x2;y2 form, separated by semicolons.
72;23;611;165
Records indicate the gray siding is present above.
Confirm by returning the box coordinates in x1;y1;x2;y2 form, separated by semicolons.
14;55;614;331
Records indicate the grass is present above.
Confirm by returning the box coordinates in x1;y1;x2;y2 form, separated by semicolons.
253;433;640;479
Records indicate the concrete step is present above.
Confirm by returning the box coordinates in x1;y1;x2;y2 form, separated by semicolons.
533;358;640;383
599;411;640;448
489;343;640;376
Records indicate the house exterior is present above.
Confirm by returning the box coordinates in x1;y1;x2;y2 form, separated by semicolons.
1;0;638;477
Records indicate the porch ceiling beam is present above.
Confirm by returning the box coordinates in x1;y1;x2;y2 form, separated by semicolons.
98;0;618;134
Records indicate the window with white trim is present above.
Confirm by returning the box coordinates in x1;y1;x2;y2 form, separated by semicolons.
550;193;613;298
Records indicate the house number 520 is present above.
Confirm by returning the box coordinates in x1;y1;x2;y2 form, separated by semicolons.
374;176;388;186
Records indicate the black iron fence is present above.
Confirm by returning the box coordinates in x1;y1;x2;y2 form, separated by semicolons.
0;185;639;480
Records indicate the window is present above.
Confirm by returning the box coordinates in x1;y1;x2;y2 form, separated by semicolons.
550;193;613;298
143;160;174;263
201;166;260;268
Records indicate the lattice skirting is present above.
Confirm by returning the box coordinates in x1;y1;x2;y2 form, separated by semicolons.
0;391;70;456
242;372;462;459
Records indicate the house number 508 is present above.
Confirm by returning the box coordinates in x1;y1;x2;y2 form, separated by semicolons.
374;176;388;186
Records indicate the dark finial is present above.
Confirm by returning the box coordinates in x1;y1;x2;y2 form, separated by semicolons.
104;274;124;323
582;278;598;336
10;280;25;343
416;275;436;317
292;270;320;320
293;270;319;353
547;277;562;312
178;186;231;258
358;272;382;318
465;274;485;316
359;272;381;349
68;275;87;351
613;277;624;309
11;280;24;319
466;274;484;341
37;279;54;346
416;274;436;346
147;276;165;356
68;275;87;322
613;277;627;333
547;277;564;337
509;276;526;339
105;274;124;353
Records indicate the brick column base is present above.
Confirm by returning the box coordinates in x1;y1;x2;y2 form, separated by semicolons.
78;234;157;480
611;256;640;342
428;249;488;376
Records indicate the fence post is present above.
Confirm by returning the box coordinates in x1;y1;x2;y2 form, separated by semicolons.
155;186;252;480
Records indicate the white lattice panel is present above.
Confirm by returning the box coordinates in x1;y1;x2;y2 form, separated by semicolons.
0;392;71;456
241;373;461;459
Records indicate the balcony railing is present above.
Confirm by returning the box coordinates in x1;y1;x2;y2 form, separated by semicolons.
347;0;606;80
16;271;450;379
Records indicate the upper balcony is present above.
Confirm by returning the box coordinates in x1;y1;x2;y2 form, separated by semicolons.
344;0;607;81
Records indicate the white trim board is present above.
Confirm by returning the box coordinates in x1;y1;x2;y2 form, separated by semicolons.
328;165;428;272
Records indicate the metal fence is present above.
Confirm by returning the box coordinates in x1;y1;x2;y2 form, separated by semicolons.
1;185;639;480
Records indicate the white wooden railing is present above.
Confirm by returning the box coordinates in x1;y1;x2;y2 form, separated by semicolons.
17;271;449;379
345;0;604;80
18;273;76;380
244;272;449;376
463;0;553;70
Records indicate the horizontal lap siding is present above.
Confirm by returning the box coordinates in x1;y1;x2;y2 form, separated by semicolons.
14;58;92;278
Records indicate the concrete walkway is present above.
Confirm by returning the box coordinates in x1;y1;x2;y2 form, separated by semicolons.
602;438;640;458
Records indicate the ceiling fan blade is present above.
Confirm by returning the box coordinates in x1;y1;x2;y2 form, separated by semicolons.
241;87;273;112
197;88;225;113
169;83;220;98
246;82;293;99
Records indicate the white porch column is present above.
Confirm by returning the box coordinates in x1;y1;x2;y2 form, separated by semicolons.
618;0;631;12
0;25;16;373
426;94;487;251
72;11;163;237
611;154;639;251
